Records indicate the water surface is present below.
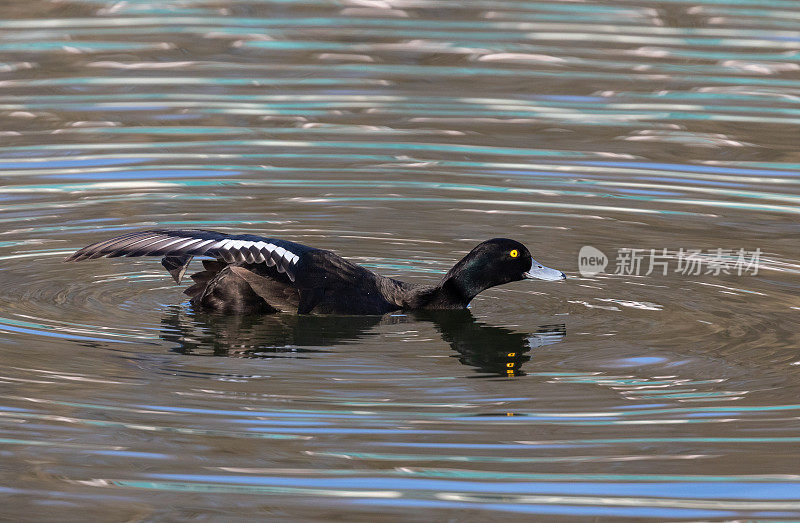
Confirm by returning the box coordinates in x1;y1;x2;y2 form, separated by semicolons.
1;0;800;519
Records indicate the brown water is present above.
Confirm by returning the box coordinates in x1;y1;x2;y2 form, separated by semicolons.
1;0;800;519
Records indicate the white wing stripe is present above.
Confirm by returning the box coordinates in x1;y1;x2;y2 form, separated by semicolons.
165;237;202;250
214;239;233;250
162;235;302;266
189;239;216;251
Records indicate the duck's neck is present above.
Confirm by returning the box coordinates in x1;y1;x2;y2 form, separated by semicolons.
386;256;501;310
384;275;475;310
428;279;473;308
430;257;492;308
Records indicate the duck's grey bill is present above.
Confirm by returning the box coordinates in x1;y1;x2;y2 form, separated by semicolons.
524;262;566;281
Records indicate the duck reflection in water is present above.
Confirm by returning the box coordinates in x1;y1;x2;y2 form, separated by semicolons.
418;310;566;377
160;306;565;377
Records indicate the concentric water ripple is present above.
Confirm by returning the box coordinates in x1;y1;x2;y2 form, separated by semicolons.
1;0;800;519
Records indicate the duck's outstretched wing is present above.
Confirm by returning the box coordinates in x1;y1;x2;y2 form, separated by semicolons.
64;229;313;283
65;229;379;314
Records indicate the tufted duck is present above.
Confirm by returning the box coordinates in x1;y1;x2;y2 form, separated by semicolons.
65;229;566;314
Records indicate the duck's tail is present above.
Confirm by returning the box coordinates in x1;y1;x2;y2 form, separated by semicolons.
182;260;277;313
183;259;226;300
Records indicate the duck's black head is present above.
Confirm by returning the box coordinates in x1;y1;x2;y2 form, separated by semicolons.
439;238;566;307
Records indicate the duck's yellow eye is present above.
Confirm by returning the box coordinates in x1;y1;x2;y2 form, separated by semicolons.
509;249;519;258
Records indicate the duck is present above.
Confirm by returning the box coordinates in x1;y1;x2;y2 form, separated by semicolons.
65;229;566;314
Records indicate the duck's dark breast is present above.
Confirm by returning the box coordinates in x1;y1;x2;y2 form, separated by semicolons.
313;287;402;315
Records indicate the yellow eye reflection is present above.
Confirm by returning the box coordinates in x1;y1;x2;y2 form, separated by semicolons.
509;249;519;258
